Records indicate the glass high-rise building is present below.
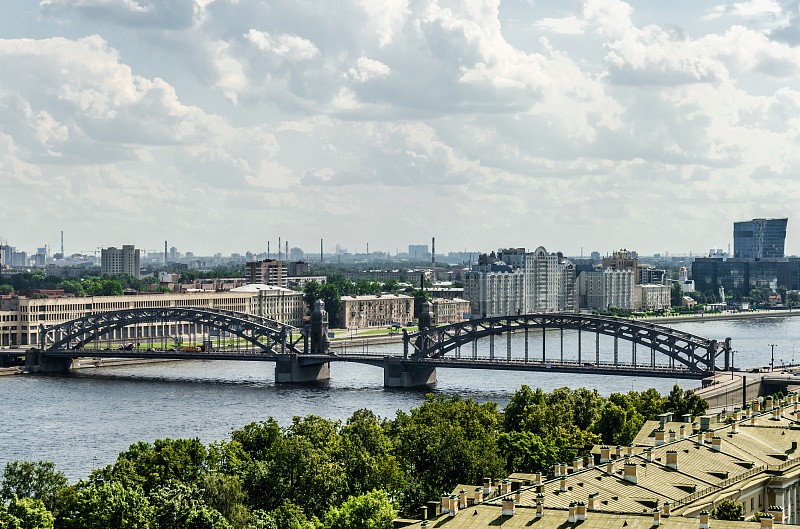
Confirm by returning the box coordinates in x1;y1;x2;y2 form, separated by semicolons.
733;218;787;259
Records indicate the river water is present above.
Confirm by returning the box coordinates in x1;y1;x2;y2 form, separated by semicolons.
1;315;799;481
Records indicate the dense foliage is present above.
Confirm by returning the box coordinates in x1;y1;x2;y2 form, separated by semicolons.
0;385;706;528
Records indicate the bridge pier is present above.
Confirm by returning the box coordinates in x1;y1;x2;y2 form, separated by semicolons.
383;358;436;388
25;351;73;373
274;354;330;384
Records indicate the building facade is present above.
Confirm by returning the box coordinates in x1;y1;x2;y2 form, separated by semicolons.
431;298;470;325
0;289;304;348
339;294;414;329
634;283;672;311
244;259;287;288
578;269;635;310
734;217;787;259
100;245;140;278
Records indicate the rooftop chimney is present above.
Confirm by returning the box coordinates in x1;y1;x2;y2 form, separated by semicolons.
459;489;467;509
663;502;671;517
441;495;450;514
588;492;600;511
568;502;577;523
711;436;722;452
768;506;783;525
576;501;587;521
666;450;678;470
623;462;638;484
655;429;666;446
699;510;710;529
474;487;483;504
700;416;712;431
600;446;611;463
560;476;568;492
668;429;677;443
502;498;516;517
449;495;458;517
761;513;774;529
653;508;662;527
536;499;544;518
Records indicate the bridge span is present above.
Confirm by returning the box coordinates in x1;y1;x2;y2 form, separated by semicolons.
29;301;733;387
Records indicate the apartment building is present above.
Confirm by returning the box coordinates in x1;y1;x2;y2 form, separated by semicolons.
339;294;414;329
244;259;287;288
100;245;140;278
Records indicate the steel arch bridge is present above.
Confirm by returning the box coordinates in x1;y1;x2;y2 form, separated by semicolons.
404;313;731;373
41;307;305;356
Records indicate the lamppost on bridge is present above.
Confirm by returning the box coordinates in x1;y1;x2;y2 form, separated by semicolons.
769;343;777;372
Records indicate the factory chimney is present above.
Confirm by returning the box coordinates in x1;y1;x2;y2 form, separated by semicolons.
431;236;436;283
320;239;324;263
278;237;281;260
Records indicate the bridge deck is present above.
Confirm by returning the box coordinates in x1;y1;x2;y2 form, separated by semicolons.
41;349;705;378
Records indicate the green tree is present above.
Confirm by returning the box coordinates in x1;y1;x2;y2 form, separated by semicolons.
666;385;708;418
338;410;404;498
497;431;557;473
267;500;314;529
0;497;55;529
0;284;14;295
711;498;744;521
0;461;68;512
59;280;85;296
318;490;396;529
387;395;504;513
98;438;208;494
199;472;249;529
59;481;153;529
671;282;683;307
150;482;232;529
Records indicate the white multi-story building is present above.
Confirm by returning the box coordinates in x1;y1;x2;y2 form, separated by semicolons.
463;266;525;318
465;247;577;317
578;269;635;311
100;245;140;278
634;283;672;311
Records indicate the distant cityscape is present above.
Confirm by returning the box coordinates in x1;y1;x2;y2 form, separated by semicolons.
0;218;797;348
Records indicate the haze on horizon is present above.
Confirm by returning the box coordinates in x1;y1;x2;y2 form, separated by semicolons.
1;0;799;257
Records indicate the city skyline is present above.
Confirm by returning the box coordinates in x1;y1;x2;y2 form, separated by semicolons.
2;1;799;255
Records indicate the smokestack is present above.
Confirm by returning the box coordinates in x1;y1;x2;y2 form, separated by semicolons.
432;236;436;283
164;240;167;264
278;237;281;260
267;241;270;259
367;242;369;255
61;231;64;256
320;238;323;263
285;241;288;260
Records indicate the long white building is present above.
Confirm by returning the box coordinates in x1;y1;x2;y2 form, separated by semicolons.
0;288;305;348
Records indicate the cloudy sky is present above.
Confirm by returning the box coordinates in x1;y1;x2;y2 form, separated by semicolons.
1;0;799;257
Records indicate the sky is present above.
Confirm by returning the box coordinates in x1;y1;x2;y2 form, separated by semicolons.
1;0;800;257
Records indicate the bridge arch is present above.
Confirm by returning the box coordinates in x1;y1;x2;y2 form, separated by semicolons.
405;313;730;373
41;307;305;356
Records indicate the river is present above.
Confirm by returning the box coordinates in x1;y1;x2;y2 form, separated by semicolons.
1;315;798;481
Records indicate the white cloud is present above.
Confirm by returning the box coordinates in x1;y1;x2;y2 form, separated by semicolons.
346;56;391;82
3;0;800;254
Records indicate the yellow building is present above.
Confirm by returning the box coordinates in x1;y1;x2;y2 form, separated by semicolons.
339;294;414;329
404;394;800;528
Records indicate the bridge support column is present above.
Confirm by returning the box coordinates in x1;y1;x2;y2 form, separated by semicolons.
383;358;436;388
25;352;73;373
275;354;330;384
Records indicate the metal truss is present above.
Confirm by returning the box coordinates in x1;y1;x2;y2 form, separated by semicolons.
405;313;731;373
41;307;305;356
